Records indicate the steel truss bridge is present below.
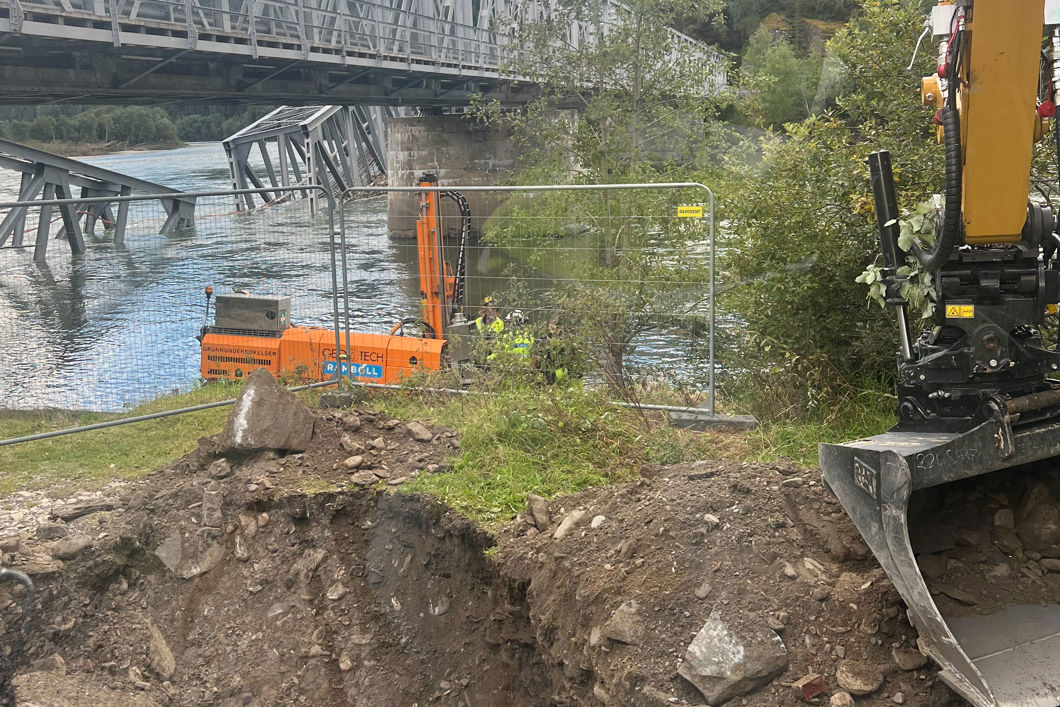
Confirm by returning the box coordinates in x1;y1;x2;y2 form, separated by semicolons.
0;0;725;105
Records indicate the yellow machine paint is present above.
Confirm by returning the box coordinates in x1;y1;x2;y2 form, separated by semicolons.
958;0;1043;244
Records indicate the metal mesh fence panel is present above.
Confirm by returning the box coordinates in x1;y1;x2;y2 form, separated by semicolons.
0;188;339;417
339;183;715;400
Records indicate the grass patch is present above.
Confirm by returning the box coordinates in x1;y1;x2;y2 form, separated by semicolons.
371;384;744;526
0;382;245;494
741;389;896;468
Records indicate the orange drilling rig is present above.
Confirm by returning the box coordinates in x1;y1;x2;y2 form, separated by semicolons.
198;174;474;384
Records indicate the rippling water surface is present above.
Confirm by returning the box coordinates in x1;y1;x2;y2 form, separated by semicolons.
0;142;711;412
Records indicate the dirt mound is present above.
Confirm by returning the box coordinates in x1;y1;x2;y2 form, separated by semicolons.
0;401;974;706
495;461;962;706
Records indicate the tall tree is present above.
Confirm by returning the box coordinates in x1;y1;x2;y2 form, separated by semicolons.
471;0;725;391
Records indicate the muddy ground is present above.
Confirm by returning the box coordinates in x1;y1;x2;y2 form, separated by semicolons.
1;386;1057;706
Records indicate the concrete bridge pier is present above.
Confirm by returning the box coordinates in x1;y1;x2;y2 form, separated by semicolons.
387;116;516;240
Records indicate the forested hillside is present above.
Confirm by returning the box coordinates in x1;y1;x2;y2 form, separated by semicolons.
0;104;272;153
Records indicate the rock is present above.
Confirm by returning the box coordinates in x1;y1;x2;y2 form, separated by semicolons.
51;534;93;560
835;660;883;696
406;421;434;442
154;532;182;572
830;692;855;707
50;500;115;521
601;600;643;645
30;653;66;674
343;455;364;470
703;513;720;531
811;586;831;601
370;436;386;450
988;563;1012;578
892;691;905;704
201;481;224;528
148;622;176;679
326;582;346;600
694;579;712;600
234;534;249;561
289;548;326;587
341;413;361;431
792;673;825;701
590;515;606;529
917;554;946;579
179;541;225;579
553;509;587;539
338;653;353;671
589;625;604;648
1016;483;1060;551
782;562;798;580
993;526;1023;555
207;459;233;479
238;513;258;537
892;646;928;671
526;494;551;531
217;368;315;453
1041;558;1060;572
340;434;359;453
350;471;378;486
780;477;804;488
993;508;1015;528
677;612;788;706
36;523;68;540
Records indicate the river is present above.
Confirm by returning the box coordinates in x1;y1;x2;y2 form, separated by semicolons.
0;142;712;412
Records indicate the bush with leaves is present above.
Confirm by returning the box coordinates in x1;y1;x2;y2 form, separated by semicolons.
720;0;945;418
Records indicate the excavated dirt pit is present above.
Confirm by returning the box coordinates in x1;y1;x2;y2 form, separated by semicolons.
0;401;994;706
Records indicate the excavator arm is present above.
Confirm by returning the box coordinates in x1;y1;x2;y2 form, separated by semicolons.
821;3;1060;705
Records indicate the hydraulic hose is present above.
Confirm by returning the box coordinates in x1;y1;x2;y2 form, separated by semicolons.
912;106;963;271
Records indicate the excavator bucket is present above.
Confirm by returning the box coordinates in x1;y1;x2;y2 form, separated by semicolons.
821;419;1060;707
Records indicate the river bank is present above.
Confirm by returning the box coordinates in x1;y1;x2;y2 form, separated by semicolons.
12;139;185;158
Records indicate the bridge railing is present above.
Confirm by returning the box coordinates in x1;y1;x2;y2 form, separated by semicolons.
16;0;507;70
13;0;721;84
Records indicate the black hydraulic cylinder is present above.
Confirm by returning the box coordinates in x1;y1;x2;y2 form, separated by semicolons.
868;151;903;274
867;150;913;361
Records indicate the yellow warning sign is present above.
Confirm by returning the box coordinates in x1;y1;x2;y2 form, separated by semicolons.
945;304;975;319
677;205;703;218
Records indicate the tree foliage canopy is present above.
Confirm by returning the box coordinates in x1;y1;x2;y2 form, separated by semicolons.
720;0;944;415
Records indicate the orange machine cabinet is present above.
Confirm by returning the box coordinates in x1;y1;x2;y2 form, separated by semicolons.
202;327;446;384
200;332;282;380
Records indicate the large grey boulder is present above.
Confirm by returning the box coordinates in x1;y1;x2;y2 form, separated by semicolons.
218;368;315;453
678;611;788;705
